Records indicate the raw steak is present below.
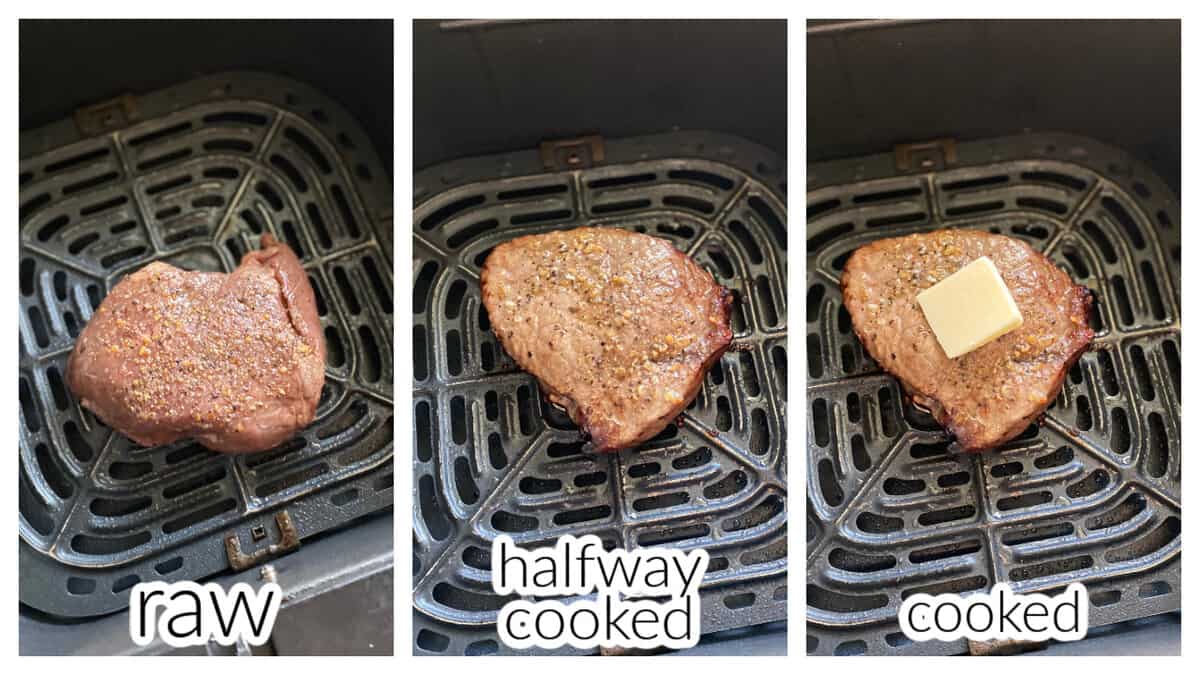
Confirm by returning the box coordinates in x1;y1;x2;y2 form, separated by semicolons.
67;235;325;453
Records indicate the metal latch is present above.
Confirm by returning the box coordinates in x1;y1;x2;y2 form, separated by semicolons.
224;511;300;571
967;638;1045;656
540;135;605;170
894;138;957;172
74;94;138;137
205;635;255;656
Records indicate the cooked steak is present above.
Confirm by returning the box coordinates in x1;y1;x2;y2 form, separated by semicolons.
841;229;1093;452
67;235;326;453
481;227;733;452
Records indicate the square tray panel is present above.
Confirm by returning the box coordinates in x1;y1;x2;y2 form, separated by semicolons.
413;131;788;655
806;133;1180;656
19;71;394;617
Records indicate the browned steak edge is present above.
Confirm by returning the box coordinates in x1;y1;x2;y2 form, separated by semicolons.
922;285;1093;451
580;285;733;453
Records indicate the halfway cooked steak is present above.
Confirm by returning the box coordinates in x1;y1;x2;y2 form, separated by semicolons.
841;229;1093;452
67;235;326;453
481;227;733;452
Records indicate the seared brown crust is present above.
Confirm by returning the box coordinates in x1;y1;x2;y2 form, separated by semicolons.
66;235;326;453
481;227;733;452
840;229;1093;452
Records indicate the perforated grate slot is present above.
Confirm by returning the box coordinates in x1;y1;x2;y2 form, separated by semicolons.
19;72;393;618
413;131;787;655
807;133;1180;656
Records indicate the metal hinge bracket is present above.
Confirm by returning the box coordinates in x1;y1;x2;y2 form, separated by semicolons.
74;94;139;137
967;638;1045;656
224;511;300;571
540;134;605;170
894;137;957;172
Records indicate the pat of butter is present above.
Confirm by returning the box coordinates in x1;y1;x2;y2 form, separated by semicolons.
916;256;1024;359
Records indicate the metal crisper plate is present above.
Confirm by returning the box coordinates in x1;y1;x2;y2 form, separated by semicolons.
413;131;787;655
806;133;1180;656
20;72;394;618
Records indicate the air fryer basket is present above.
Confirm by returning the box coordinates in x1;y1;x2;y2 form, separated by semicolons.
19;72;394;618
413;131;787;655
806;133;1180;656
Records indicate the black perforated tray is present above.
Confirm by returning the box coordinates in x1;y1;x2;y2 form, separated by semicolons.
806;133;1181;656
413;131;788;655
19;72;394;617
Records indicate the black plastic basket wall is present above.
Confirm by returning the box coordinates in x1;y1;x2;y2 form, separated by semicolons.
806;133;1181;656
19;72;394;617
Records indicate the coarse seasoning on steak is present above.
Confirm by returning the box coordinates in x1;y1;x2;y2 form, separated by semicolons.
67;235;326;453
481;227;733;453
840;229;1093;452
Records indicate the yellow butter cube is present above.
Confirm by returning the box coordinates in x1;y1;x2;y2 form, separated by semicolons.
916;256;1024;359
